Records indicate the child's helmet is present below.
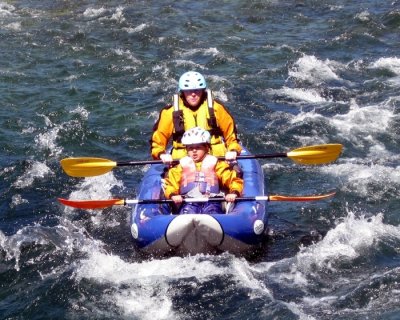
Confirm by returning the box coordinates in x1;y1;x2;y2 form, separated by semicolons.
182;127;211;145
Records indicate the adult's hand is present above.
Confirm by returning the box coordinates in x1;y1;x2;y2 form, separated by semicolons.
225;151;237;161
160;153;173;164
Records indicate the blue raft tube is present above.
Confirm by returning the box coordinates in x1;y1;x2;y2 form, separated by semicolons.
130;147;269;257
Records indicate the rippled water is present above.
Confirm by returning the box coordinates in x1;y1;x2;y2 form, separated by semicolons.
1;1;400;319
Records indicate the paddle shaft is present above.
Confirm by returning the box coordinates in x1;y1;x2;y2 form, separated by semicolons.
124;192;334;204
58;192;335;209
124;196;270;205
115;153;287;167
60;144;342;177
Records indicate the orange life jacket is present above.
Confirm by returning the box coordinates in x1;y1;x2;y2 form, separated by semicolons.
179;154;220;195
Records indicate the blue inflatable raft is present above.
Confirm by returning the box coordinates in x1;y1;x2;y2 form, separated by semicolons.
130;148;268;256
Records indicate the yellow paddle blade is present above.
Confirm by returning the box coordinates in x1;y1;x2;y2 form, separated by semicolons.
58;198;125;209
60;157;117;177
269;191;336;201
287;144;342;165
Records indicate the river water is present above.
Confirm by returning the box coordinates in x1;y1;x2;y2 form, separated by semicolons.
1;1;400;319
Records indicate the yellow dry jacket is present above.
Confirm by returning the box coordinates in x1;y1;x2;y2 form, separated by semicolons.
151;89;242;159
163;156;244;199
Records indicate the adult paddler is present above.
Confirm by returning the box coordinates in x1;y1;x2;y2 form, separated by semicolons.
150;71;242;164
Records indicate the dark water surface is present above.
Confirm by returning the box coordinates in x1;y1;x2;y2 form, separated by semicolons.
1;1;400;319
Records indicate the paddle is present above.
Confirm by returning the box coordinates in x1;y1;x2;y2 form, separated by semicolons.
60;144;343;177
58;191;336;209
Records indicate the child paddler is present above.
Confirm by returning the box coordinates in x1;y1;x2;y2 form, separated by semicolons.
162;127;243;214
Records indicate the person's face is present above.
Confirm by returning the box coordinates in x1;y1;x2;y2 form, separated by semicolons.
186;144;208;162
182;89;203;108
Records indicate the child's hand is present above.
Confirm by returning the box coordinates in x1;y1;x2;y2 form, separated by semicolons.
171;195;183;204
225;193;237;202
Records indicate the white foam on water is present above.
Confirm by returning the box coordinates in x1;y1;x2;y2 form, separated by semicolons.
296;211;400;316
73;253;243;319
28;106;90;160
230;257;273;299
4;21;21;31
67;173;123;200
288;98;396;153
72;247;327;319
33;114;65;157
355;10;371;22
0;2;15;17
123;23;148;34
248;210;400;318
321;162;400;199
82;7;106;18
10;194;29;207
174;59;205;70
369;57;400;75
64;173;124;225
387;76;400;86
113;48;142;65
181;47;220;58
289;108;323;124
81;5;126;23
289;55;342;85
287;109;337;146
368;57;400;88
179;47;236;64
12;161;53;189
110;6;125;23
70;104;89;120
297;212;400;272
34;126;63;156
0;220;97;272
276;87;330;103
331;100;393;142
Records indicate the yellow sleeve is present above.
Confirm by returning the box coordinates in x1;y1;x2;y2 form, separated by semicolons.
215;161;243;195
150;106;174;159
163;165;183;199
214;101;242;154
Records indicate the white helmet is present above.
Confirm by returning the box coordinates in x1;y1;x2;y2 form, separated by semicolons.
181;127;211;145
178;71;207;91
